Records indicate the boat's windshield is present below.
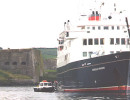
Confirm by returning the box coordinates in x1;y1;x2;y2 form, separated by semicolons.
44;83;52;86
48;83;52;86
39;82;52;86
44;83;48;86
39;83;43;86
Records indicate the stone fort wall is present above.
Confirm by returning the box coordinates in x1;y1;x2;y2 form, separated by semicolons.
0;48;44;85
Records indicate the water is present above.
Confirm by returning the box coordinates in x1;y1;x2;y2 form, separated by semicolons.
0;86;130;100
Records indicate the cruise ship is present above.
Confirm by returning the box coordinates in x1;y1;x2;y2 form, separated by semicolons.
57;1;130;94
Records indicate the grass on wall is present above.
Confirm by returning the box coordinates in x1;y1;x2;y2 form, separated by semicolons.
0;69;31;81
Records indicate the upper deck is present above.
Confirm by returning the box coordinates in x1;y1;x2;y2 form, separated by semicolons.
57;1;130;68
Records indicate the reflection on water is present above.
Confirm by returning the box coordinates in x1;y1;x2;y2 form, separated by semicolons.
57;92;129;100
0;86;130;100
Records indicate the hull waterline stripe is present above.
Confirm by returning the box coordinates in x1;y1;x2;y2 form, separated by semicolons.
57;58;130;75
64;85;128;92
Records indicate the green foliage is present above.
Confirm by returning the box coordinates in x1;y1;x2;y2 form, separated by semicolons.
43;70;57;81
42;54;56;59
43;74;56;81
33;48;57;81
0;70;10;78
12;74;31;79
0;76;7;80
0;69;31;81
36;48;57;59
0;70;13;80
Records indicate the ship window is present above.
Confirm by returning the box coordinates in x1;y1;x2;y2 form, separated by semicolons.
117;26;120;30
104;26;109;30
44;83;48;86
124;31;127;33
87;31;90;33
94;38;99;45
89;52;93;58
110;38;114;45
100;38;104;45
110;51;114;54
87;27;90;29
98;26;101;30
116;38;120;45
83;39;87;45
127;38;130;44
88;39;93;45
121;38;125;45
112;26;114;30
116;51;120;53
66;32;69;37
92;27;95;30
83;52;87;57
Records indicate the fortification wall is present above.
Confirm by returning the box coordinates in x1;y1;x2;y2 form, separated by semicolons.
0;48;44;85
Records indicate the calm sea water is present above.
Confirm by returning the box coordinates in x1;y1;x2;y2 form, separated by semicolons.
0;86;129;100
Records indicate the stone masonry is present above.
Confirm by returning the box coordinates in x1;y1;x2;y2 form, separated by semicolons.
0;48;44;85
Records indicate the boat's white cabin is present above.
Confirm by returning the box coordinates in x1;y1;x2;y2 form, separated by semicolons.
39;82;53;88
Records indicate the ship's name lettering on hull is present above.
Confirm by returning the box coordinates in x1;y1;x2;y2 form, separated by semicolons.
92;67;105;71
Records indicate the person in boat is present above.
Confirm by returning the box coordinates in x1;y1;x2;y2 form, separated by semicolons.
53;81;58;90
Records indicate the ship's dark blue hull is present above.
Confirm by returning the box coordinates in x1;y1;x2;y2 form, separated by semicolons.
57;52;130;95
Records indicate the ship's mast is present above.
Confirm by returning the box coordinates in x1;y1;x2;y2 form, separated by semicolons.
125;17;130;38
125;17;130;50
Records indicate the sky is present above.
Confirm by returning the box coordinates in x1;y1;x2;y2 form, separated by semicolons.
0;0;130;49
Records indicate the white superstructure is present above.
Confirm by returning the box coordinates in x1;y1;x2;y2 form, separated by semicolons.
57;1;130;68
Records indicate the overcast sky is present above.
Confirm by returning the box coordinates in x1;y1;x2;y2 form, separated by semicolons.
0;0;129;49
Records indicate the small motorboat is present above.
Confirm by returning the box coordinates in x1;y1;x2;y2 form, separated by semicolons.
34;80;55;92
